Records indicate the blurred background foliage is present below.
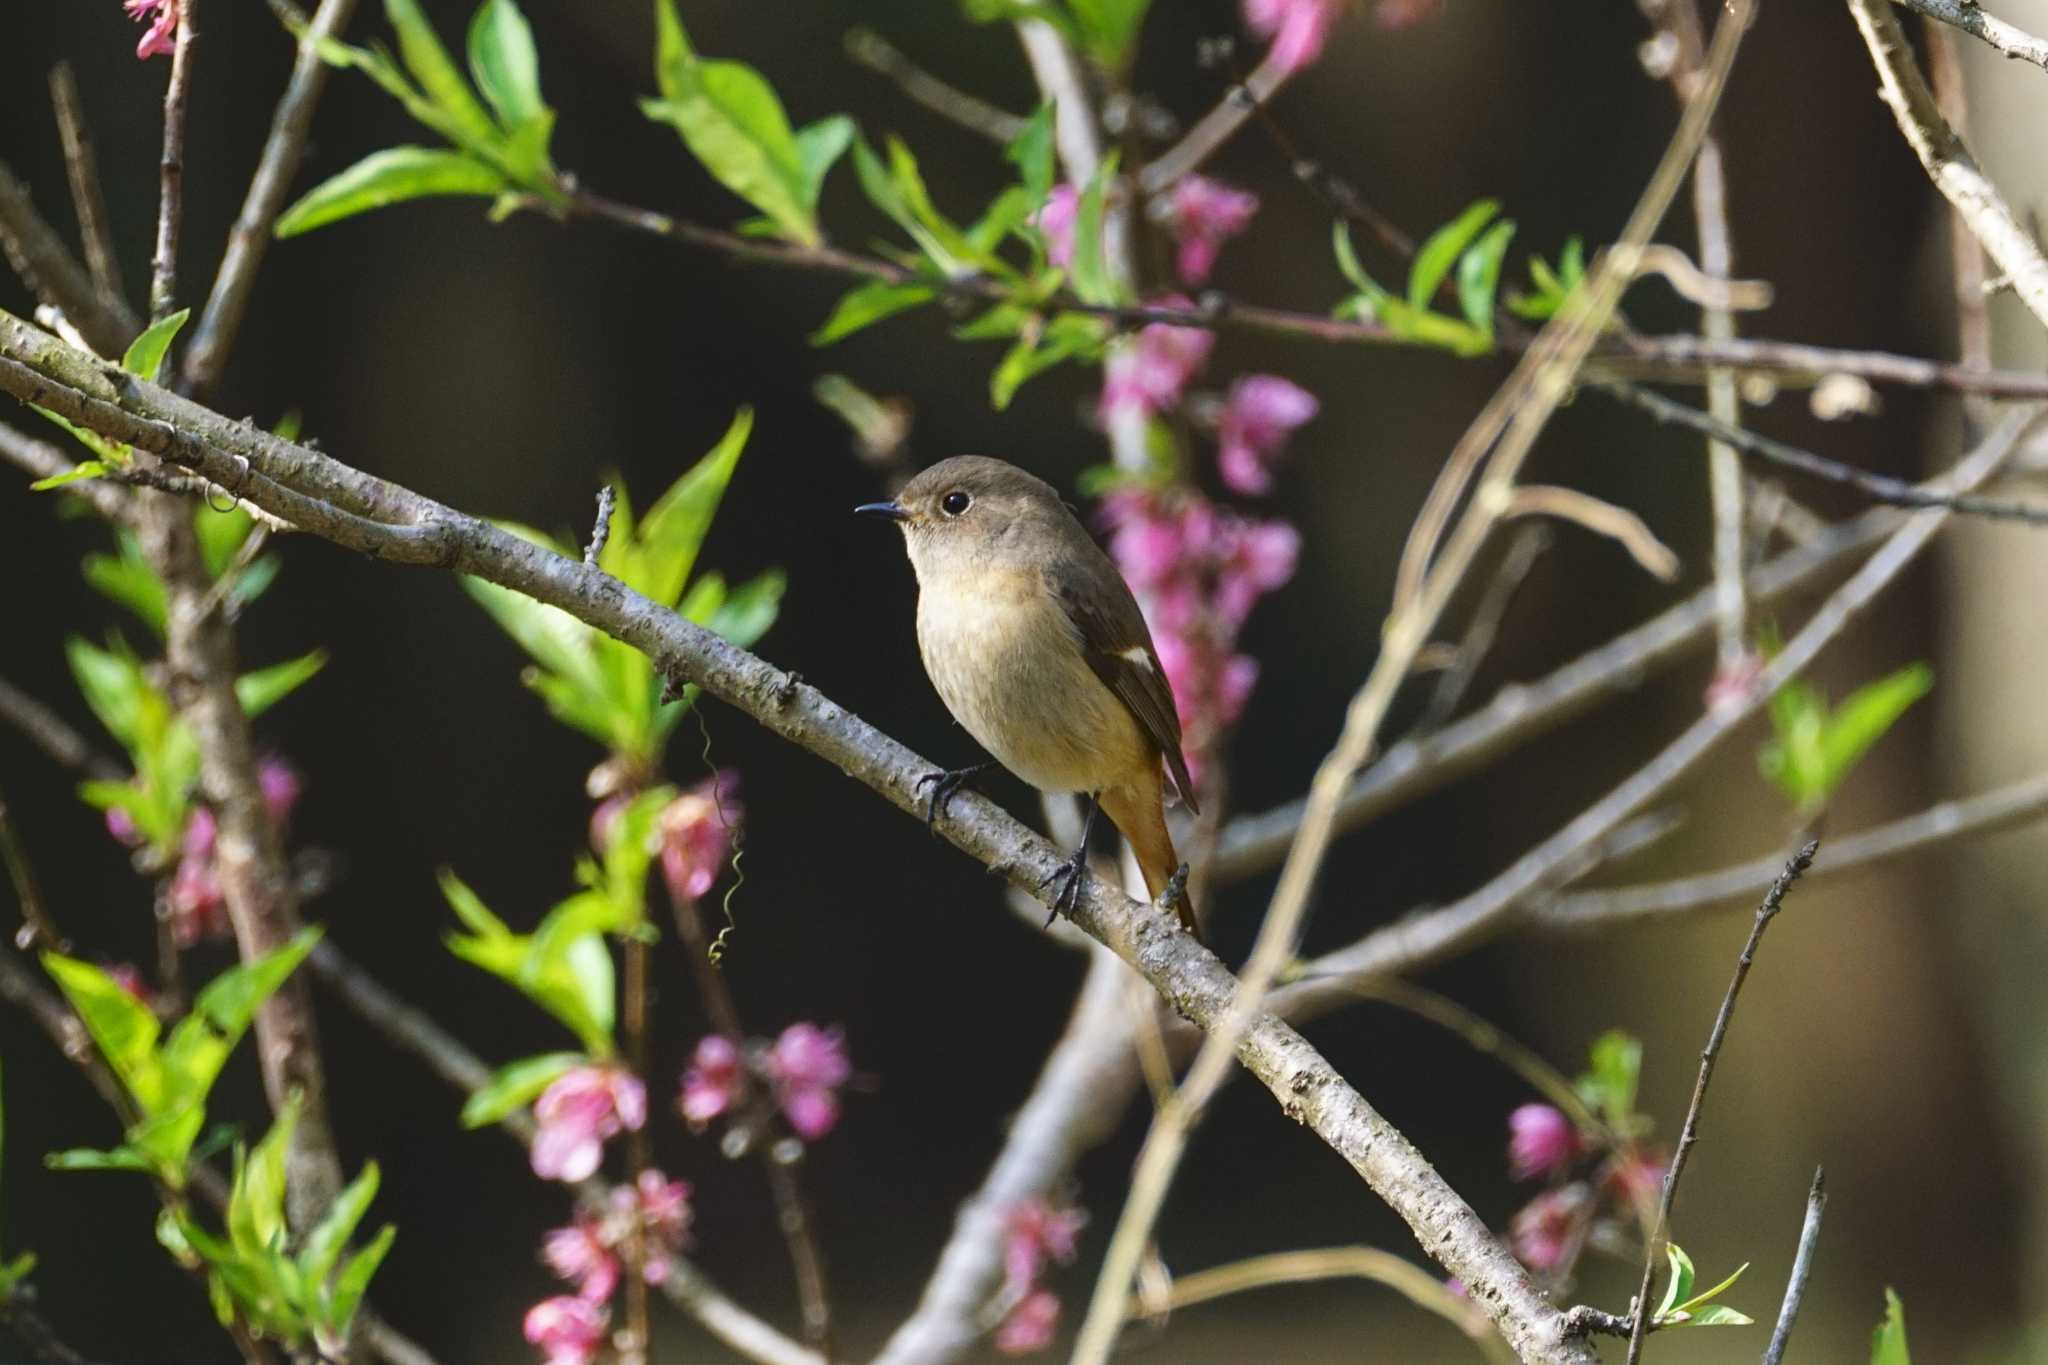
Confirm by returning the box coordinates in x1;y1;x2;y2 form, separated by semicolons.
3;0;2045;1360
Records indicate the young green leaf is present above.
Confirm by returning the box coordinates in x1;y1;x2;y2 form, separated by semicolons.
160;928;324;1110
1575;1029;1643;1132
236;651;328;718
1870;1288;1910;1365
82;534;168;636
1069;152;1121;305
385;0;500;148
466;0;545;132
702;568;786;649
298;1163;380;1288
811;282;936;346
794;115;856;210
28;460;113;491
65;637;148;747
229;1094;300;1257
46;1145;159;1174
1409;199;1500;309
42;953;164;1111
1819;664;1933;797
614;408;753;608
122;309;192;384
1456;219;1516;336
459;1052;584;1128
325;1224;397;1338
1067;0;1152;71
1671;1259;1750;1317
1681;1304;1755;1326
275;147;507;238
1006;104;1056;208
1655;1242;1697;1321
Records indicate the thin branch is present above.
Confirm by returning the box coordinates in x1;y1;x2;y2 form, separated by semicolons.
1416;526;1552;734
1504;485;1680;581
1623;842;1817;1363
1541;769;2048;930
0;162;140;358
843;28;1028;143
0;673;123;781
583;485;616;566
0;310;1595;1365
1138;50;1294;196
0;785;69;954
1251;406;2039;1022
301;943;830;1365
1892;0;2048;71
48;63;126;311
151;0;202;324
1591;332;2048;398
184;0;361;396
1760;1168;1828;1365
1601;379;2048;523
1848;0;2048;331
0;1301;92;1365
1212;503;1902;882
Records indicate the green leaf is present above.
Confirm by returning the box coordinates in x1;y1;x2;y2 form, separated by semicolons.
82;535;168;635
33;406;129;465
794;115;856;210
1007;104;1056;209
466;0;545;131
1070;152;1120;305
1409;198;1500;309
275;147;508;238
1672;1259;1750;1316
1681;1305;1755;1326
616;408;753;608
42;954;163;1111
1820;664;1932;798
66;637;147;747
46;1145;158;1174
811;282;935;346
0;1252;36;1300
122;309;192;383
1068;0;1152;71
1576;1029;1642;1132
125;1100;205;1181
1455;219;1516;336
704;568;785;649
230;1094;299;1257
645;0;816;243
1655;1243;1697;1321
459;1052;583;1128
326;1224;397;1336
299;1162;379;1288
195;504;259;579
385;0;500;148
236;651;327;718
161;928;323;1110
28;461;112;491
1871;1289;1910;1365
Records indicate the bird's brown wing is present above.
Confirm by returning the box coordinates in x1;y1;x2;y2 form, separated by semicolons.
1047;562;1201;815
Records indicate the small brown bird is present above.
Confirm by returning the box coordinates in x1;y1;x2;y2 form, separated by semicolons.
858;456;1200;936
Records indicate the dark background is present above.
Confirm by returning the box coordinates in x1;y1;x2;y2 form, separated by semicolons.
2;1;2037;1361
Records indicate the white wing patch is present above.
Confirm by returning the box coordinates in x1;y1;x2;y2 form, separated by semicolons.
1118;646;1153;669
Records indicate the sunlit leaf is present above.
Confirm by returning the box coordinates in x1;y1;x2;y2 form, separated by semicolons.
1069;151;1120;305
1409;198;1500;308
1456;219;1516;336
1006;103;1056;209
385;0;500;148
1871;1288;1910;1365
122;309;191;383
298;1163;379;1287
466;0;545;132
275;147;508;238
236;651;327;718
811;282;935;346
42;953;163;1111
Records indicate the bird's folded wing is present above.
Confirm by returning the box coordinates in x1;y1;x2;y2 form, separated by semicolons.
1048;567;1201;815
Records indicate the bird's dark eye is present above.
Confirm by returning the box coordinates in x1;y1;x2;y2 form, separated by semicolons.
940;491;972;517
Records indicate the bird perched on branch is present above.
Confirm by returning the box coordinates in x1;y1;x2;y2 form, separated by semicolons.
858;456;1200;937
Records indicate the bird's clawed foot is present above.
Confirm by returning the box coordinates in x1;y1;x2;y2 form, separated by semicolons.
1037;844;1090;927
914;761;996;835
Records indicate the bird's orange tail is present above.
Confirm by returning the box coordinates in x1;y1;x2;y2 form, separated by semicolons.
1099;779;1200;941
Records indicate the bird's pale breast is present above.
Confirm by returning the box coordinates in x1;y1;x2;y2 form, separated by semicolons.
915;565;1148;795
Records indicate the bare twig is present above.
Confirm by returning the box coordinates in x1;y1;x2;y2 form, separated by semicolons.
1416;526;1552;734
1623;842;1817;1363
185;0;362;395
1922;14;1993;430
1138;51;1294;196
0;786;68;953
0;673;123;781
0;1301;92;1365
0;310;1595;1365
583;485;616;566
843;28;1028;142
1504;485;1680;581
1601;379;2048;523
0;163;140;358
1848;0;2048;330
152;0;202;324
1760;1168;1828;1365
48;64;125;311
1542;769;2048;929
1893;0;2048;71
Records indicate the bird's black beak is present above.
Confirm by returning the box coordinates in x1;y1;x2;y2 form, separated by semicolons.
854;501;908;522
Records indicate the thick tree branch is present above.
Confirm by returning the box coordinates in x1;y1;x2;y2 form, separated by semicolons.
1848;0;2048;330
0;309;1593;1365
1893;0;2048;71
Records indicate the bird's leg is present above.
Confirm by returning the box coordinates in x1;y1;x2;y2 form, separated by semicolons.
1037;794;1100;926
913;760;998;834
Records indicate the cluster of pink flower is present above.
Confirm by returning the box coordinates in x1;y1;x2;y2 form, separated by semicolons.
1495;1103;1667;1279
530;1066;647;1185
1035;175;1260;293
523;1169;694;1364
105;756;302;950
680;1021;853;1143
992;1199;1087;1354
124;0;180;58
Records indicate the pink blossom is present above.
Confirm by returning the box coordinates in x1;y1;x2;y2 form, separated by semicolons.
169;808;228;947
1704;651;1765;716
995;1288;1061;1355
1509;1186;1586;1274
1212;517;1300;628
1507;1104;1581;1182
104;804;143;847
767;1023;851;1142
1242;0;1341;75
1168;177;1258;284
659;772;741;907
1215;375;1318;495
1002;1200;1086;1294
1099;301;1213;422
613;1170;693;1282
126;0;181;58
542;1216;619;1303
679;1034;744;1129
530;1066;647;1183
259;757;302;828
1032;185;1082;268
522;1295;608;1365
